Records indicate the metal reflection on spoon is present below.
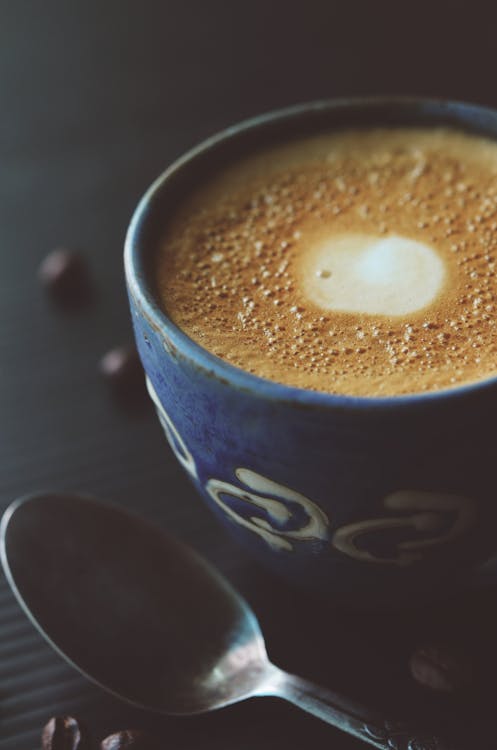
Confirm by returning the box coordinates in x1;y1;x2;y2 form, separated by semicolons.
0;494;452;749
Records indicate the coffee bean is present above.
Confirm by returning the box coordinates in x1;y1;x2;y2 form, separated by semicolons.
409;643;473;693
42;716;90;750
100;729;158;750
39;248;93;306
99;345;144;392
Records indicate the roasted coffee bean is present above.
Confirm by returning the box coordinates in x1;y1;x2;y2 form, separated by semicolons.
42;715;90;750
409;643;473;693
39;248;93;305
100;729;158;749
99;345;144;393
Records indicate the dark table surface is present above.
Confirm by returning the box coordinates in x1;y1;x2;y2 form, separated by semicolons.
3;2;497;748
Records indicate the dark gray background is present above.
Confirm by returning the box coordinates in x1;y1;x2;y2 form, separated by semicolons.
1;1;497;748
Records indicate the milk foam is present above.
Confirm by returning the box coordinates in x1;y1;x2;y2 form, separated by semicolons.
301;234;446;315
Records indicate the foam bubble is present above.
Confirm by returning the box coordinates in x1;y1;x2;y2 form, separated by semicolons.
301;234;446;316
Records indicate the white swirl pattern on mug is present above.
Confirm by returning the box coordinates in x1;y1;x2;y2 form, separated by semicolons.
332;490;476;565
146;376;198;479
206;468;330;551
146;376;476;563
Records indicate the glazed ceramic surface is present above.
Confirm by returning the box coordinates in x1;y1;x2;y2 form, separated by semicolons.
125;99;497;605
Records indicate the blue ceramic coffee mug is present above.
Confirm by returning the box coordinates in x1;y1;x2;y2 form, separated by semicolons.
125;98;497;607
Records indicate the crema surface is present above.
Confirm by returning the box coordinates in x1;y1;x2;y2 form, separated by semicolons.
155;128;497;396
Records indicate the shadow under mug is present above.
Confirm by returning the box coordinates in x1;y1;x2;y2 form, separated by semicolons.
125;97;497;608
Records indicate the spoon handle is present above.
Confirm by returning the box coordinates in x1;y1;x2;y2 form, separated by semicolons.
260;668;453;749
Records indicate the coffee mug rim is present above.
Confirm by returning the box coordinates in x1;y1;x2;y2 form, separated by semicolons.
125;95;497;410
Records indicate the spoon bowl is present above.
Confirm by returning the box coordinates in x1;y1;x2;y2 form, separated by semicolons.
0;493;270;714
0;493;453;749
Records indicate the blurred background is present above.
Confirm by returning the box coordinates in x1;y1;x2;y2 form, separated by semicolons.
2;1;497;748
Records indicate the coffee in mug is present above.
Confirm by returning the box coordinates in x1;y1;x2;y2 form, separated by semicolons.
154;128;497;397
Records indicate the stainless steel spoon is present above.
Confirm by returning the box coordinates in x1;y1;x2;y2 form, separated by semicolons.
0;493;451;749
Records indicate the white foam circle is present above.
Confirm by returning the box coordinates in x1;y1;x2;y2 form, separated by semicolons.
301;234;446;316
